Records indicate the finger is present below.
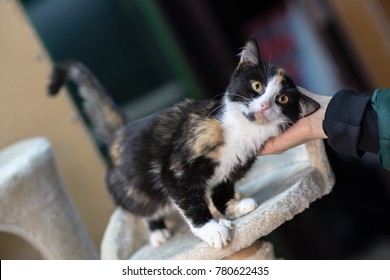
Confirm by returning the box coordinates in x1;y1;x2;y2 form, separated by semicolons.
298;86;332;107
260;133;300;155
259;120;308;155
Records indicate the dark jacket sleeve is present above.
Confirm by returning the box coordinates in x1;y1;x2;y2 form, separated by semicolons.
323;89;379;158
372;89;390;169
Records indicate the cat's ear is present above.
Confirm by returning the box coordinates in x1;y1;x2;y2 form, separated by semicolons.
298;93;321;118
238;37;263;67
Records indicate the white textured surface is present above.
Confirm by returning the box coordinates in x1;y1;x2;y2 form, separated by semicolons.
101;139;334;260
0;137;98;259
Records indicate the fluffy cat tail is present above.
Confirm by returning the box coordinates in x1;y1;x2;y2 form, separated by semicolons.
48;60;126;146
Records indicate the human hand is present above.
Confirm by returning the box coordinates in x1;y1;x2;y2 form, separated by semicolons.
259;87;331;155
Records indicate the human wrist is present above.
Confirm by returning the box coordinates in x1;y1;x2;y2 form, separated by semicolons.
323;89;372;157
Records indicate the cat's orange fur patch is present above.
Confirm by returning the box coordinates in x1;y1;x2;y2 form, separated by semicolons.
225;193;243;208
276;69;285;83
190;117;224;159
225;198;238;211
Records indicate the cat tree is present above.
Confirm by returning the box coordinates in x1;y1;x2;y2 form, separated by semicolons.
101;138;334;259
0;135;333;259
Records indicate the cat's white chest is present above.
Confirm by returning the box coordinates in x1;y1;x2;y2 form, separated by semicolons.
207;106;280;187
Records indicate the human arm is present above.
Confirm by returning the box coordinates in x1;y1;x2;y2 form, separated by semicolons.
323;89;379;157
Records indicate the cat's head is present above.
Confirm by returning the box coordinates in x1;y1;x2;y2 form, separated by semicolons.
225;38;320;128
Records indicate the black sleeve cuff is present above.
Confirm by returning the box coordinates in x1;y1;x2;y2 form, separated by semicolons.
323;89;372;158
358;104;380;154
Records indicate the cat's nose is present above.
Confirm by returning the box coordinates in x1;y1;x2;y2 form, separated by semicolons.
259;103;270;113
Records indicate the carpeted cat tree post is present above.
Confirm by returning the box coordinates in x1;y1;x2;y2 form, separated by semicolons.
101;138;334;259
0;137;98;259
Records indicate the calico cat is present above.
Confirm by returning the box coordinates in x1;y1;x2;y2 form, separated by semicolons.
48;38;320;249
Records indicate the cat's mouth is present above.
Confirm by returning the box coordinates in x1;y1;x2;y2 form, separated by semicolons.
244;111;269;125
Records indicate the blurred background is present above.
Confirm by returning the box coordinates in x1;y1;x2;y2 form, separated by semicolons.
1;0;389;259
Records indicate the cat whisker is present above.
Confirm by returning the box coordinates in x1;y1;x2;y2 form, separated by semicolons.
208;92;225;102
266;68;271;82
231;93;251;102
266;55;273;81
208;104;224;117
264;67;270;82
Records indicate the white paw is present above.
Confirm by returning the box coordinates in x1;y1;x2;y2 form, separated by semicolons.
225;198;258;219
192;219;233;249
149;229;171;246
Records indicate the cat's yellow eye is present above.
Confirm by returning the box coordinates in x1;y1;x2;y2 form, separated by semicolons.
277;94;289;104
250;80;263;93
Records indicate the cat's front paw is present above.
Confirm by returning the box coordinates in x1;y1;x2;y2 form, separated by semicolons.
149;228;171;246
192;219;233;249
225;198;258;219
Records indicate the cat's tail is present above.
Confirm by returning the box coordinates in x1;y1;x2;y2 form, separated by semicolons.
48;60;126;146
